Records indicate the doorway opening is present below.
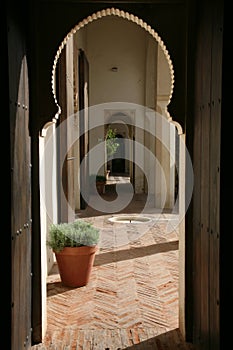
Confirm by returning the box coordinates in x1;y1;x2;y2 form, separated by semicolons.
111;134;125;174
38;7;192;348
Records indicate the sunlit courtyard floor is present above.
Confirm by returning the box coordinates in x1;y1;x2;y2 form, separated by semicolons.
31;188;194;349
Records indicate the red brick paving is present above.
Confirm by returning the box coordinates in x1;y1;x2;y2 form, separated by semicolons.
31;191;195;349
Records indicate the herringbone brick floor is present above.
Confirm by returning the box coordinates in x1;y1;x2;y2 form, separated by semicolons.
31;189;195;350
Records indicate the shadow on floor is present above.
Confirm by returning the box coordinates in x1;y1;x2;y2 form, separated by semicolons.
94;240;178;266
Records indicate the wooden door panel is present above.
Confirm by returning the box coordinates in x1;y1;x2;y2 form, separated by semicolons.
9;20;32;349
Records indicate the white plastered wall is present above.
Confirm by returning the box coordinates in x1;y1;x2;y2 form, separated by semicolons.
39;120;58;337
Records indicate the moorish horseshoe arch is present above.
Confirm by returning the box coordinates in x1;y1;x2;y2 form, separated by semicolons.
50;7;179;132
42;6;188;338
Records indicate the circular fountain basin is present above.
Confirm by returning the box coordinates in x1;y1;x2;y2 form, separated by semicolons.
108;215;152;224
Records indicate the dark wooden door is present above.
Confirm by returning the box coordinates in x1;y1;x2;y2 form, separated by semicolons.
191;0;222;348
9;12;32;350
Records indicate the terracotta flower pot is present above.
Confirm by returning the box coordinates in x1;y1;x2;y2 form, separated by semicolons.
54;245;98;287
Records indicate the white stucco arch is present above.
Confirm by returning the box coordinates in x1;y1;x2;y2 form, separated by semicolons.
39;7;191;340
50;7;177;130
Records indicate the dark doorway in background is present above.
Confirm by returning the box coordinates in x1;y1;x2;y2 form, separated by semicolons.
112;134;125;174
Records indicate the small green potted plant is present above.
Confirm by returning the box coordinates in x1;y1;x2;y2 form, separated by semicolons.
47;219;100;287
105;126;120;175
106;127;120;159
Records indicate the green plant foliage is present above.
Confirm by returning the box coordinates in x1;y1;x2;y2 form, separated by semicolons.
47;220;100;252
95;175;106;182
106;127;120;158
89;174;106;185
